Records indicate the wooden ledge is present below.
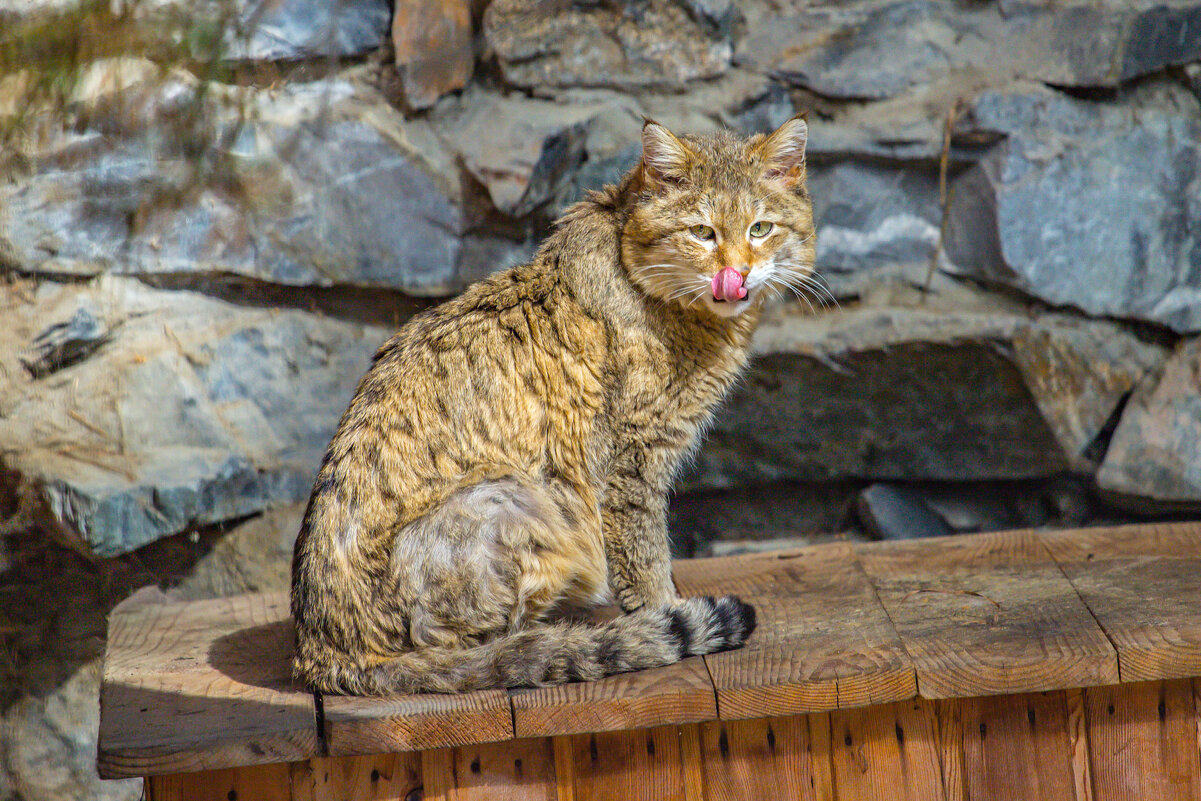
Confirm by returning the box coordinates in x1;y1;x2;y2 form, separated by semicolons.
99;521;1201;779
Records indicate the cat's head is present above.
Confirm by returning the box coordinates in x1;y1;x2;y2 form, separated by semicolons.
621;117;816;320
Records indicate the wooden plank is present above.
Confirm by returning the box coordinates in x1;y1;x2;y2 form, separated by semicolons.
829;699;945;801
697;715;832;800
1041;522;1201;683
422;738;557;801
959;692;1076;800
1064;688;1096;801
553;736;576;801
935;700;966;801
290;752;422;801
511;657;716;739
146;763;290;801
323;688;514;757
857;531;1120;699
99;590;319;779
571;726;686;800
673;544;915;720
1084;679;1201;801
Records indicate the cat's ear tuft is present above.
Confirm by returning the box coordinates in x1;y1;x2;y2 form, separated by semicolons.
757;115;808;189
641;119;692;186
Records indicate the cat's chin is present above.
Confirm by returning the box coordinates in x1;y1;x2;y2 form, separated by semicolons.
700;295;755;319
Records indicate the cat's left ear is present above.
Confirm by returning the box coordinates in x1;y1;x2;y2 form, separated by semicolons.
641;119;693;186
756;115;808;189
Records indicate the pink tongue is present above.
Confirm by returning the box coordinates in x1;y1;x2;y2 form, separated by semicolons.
712;267;747;302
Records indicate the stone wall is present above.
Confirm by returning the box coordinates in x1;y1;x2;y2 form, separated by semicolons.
1;1;1199;798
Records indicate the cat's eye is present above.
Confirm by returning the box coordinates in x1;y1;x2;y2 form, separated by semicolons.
690;224;716;241
749;221;774;238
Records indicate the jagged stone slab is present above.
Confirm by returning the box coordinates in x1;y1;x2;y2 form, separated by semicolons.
944;81;1201;333
1098;337;1201;508
0;275;389;556
738;0;1201;100
683;305;1166;488
0;68;476;296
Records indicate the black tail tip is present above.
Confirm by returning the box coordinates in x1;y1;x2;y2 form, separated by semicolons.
710;594;757;649
737;597;757;640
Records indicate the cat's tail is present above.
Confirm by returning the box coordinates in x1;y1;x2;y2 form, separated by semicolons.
304;595;756;696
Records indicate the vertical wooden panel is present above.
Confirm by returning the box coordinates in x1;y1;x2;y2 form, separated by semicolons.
291;753;422;801
936;700;966;801
1085;680;1201;801
552;736;576;801
807;713;836;801
1064;688;1096;801
830;700;945;801
698;715;830;801
421;738;557;800
147;763;291;801
678;725;706;800
571;727;685;801
960;692;1075;800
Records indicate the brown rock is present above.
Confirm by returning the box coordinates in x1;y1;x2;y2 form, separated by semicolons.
1097;337;1201;508
392;0;474;110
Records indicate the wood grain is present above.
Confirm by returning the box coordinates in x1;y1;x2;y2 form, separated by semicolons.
422;738;557;801
935;700;966;801
829;699;944;801
1064;688;1096;801
511;657;716;739
674;544;915;720
857;531;1119;699
99;590;319;779
552;736;576;801
697;715;832;800
570;727;687;800
146;763;291;801
1041;523;1201;683
959;692;1076;800
1084;679;1201;801
290;752;422;801
1086;679;1201;800
323;688;514;757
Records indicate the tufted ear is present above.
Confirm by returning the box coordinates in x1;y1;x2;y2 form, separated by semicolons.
756;115;808;189
641;119;693;185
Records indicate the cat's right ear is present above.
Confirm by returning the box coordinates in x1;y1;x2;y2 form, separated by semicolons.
641;120;692;186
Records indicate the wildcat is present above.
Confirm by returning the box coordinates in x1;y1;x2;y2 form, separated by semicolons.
291;116;816;694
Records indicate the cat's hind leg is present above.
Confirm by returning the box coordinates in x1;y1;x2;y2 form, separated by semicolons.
391;476;605;650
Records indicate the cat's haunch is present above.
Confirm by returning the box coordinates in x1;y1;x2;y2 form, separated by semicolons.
291;117;815;695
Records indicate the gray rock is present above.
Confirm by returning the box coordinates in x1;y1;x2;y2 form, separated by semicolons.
0;276;390;556
1098;336;1201;507
738;0;1201;101
484;0;732;91
219;0;392;62
172;503;306;600
856;483;953;540
0;661;142;801
685;304;1165;487
1;71;474;296
0;0;390;62
944;81;1201;333
434;88;630;217
808;162;941;297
